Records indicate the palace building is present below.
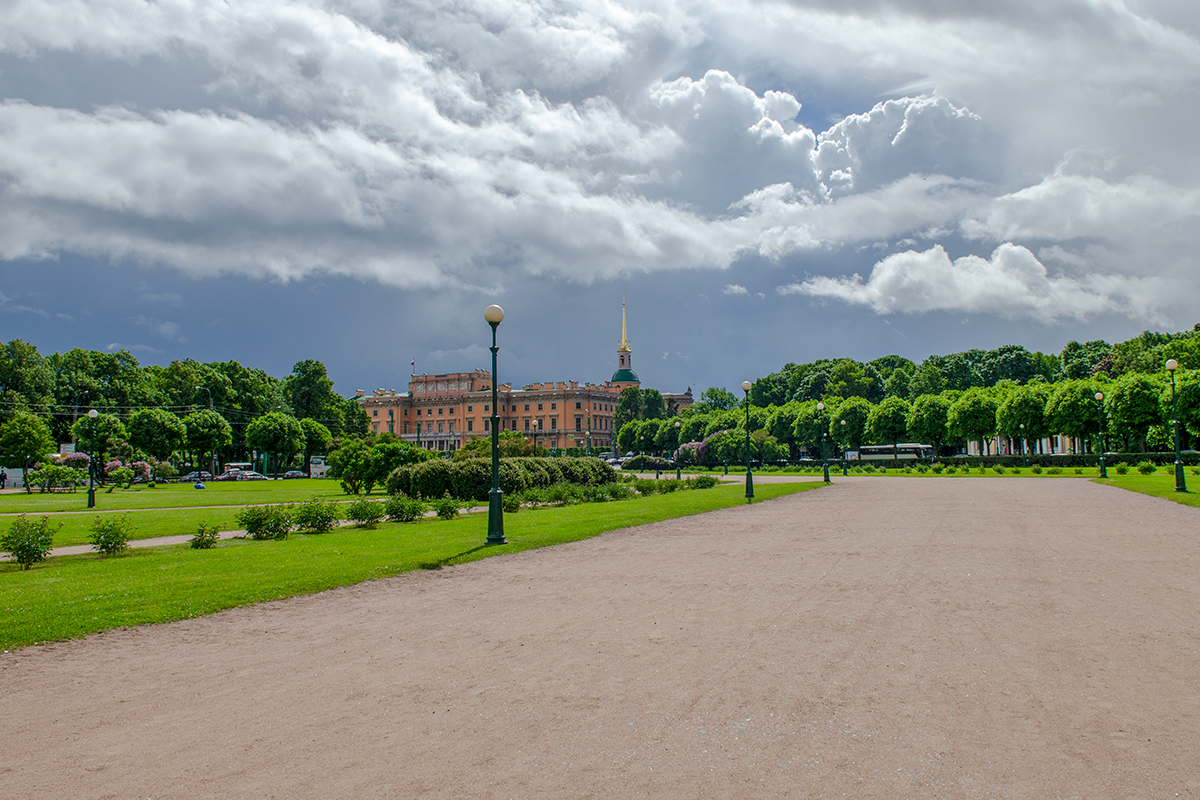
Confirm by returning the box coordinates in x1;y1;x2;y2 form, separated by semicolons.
356;303;691;452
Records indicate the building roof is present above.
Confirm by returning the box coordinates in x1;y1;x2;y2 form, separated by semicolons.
610;368;640;384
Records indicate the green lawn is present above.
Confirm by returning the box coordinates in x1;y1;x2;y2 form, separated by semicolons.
0;478;347;513
1095;472;1200;509
0;481;819;650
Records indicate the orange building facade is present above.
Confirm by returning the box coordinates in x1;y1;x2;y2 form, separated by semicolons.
356;306;691;453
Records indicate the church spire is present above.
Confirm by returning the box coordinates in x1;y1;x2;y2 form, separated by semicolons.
618;299;631;353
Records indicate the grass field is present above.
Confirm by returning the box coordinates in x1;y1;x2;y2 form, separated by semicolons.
0;478;348;514
1095;472;1200;509
0;481;819;650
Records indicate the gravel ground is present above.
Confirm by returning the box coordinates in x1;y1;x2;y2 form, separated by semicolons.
2;477;1199;799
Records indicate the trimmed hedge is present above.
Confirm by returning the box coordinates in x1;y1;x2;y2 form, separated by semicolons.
386;456;617;502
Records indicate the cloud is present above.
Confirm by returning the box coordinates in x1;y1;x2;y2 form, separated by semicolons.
723;284;749;295
133;315;185;341
0;290;52;318
778;243;1169;323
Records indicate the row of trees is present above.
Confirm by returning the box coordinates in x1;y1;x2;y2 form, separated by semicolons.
619;369;1200;466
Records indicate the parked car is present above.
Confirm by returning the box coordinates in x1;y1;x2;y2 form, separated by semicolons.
179;471;213;482
282;470;308;479
236;470;269;481
214;470;243;481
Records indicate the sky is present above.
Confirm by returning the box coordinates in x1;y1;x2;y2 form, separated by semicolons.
2;0;1199;399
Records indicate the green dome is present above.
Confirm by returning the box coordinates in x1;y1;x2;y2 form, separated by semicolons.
611;368;640;383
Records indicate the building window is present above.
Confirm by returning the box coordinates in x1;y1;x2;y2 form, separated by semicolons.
576;418;582;431
467;420;473;432
448;407;454;414
467;405;473;412
524;404;530;411
525;419;531;431
484;420;490;431
484;404;490;412
372;423;379;431
550;419;557;430
438;408;444;415
550;403;556;410
438;422;444;433
448;422;454;433
416;408;421;416
576;402;582;409
372;410;378;417
511;420;517;430
537;403;543;411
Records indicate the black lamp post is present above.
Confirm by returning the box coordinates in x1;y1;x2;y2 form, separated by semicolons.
1095;391;1107;478
674;421;681;480
416;420;421;451
1020;423;1027;467
840;419;848;476
742;380;754;502
485;304;506;545
816;402;830;483
85;408;98;509
1167;359;1187;492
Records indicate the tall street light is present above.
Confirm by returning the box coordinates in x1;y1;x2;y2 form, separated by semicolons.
1020;423;1027;468
742;380;754;502
840;418;848;476
195;385;215;477
816;402;830;483
85;408;98;509
485;304;506;545
674;420;681;480
1095;392;1107;478
1167;359;1188;492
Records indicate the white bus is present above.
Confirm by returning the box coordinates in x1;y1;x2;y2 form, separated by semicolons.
847;443;935;461
308;456;330;478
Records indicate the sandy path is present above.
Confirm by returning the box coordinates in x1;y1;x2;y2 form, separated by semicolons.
2;477;1199;798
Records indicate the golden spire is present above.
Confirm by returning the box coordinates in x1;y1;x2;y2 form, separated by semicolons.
618;299;631;353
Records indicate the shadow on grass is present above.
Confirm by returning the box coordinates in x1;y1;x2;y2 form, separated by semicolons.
418;544;493;570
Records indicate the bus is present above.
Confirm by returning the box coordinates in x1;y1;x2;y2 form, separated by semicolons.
847;443;935;461
309;456;330;478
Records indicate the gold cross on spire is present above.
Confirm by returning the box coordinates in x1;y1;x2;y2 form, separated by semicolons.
618;299;631;352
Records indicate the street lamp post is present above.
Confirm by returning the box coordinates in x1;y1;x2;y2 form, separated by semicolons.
1020;423;1026;468
416;421;421;451
840;419;848;476
742;380;754;502
485;304;506;545
1167;359;1188;492
1095;392;1107;479
674;421;681;480
195;385;215;477
85;408;98;509
816;402;830;483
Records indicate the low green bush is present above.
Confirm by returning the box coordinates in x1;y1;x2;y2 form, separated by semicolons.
1030;464;1043;474
345;498;386;529
946;467;957;474
1046;467;1061;475
190;523;220;549
502;494;521;513
992;465;1006;474
90;514;136;555
293;496;341;534
236;505;294;540
686;475;719;489
931;463;944;474
1115;462;1130;475
385;493;426;522
1136;461;1157;475
1074;468;1083;474
2;515;61;569
433;492;460;520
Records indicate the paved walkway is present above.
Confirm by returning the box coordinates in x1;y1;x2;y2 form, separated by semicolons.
2;477;1199;798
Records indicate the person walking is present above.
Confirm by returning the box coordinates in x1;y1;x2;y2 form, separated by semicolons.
1;470;7;489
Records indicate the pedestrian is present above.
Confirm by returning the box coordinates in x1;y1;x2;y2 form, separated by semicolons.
1;469;7;489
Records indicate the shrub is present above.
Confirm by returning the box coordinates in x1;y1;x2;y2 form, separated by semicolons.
1047;467;1061;475
105;466;134;492
449;458;491;502
1010;468;1021;475
634;478;660;495
916;464;929;474
931;463;944;474
1136;461;1157;475
190;523;220;549
25;464;87;493
1191;467;1200;476
1074;468;1083;474
294;496;341;533
90;514;136;555
346;498;386;528
236;505;294;540
2;515;61;569
946;467;957;474
1030;464;1043;474
409;459;454;500
385;493;426;522
686;475;719;489
1115;462;1129;475
433;492;460;520
502;493;521;513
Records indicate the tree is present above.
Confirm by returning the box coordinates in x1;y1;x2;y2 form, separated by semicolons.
0;413;56;493
285;360;346;432
1168;370;1200;446
995;386;1048;454
698;386;738;410
0;340;54;422
828;396;872;452
71;412;128;472
184;409;233;472
327;438;373;495
616;420;641;455
948;388;998;456
127;409;186;461
907;361;946;399
653;418;681;454
366;439;429;493
245;412;305;475
613;387;643;433
867;396;911;457
1105;373;1162;451
1060;340;1113;380
641;389;666;420
906;394;951;454
1044;379;1100;453
300;418;333;472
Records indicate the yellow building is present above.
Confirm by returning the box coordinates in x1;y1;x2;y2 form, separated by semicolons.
357;305;691;452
